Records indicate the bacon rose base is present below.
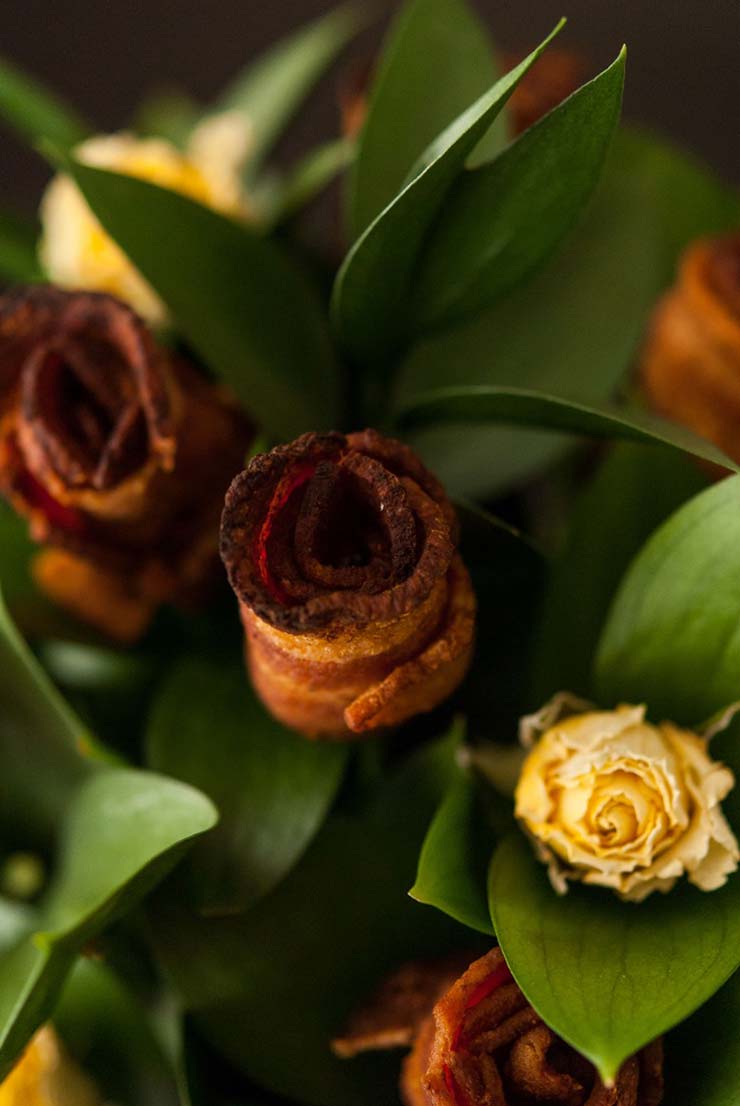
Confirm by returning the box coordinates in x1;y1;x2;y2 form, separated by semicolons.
220;430;476;740
334;949;664;1106
641;234;740;471
0;286;251;641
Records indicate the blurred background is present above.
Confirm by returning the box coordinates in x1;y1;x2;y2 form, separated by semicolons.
2;0;740;212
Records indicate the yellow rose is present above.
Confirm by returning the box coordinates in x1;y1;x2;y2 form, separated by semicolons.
39;110;253;324
0;1027;100;1105
515;703;739;901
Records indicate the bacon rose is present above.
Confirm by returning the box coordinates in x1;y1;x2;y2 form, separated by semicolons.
641;234;740;468
334;949;664;1106
220;430;476;739
0;285;250;640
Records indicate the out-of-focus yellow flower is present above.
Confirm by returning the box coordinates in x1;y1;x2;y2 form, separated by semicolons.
515;703;739;901
39;110;253;324
0;1027;101;1105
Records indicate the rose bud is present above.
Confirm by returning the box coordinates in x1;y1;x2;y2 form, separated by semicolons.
333;948;664;1106
40;112;253;324
515;704;739;901
0;1026;101;1106
0;285;251;641
220;430;476;740
640;235;740;467
504;49;588;135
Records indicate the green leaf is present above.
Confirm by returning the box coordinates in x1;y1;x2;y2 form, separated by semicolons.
0;56;88;148
135;89;202;148
0;586;99;843
395;384;738;472
348;0;502;240
0;768;217;1079
396;126;740;499
596;474;740;723
56;959;181;1106
332;24;563;369
489;831;740;1085
57;159;338;438
148;730;472;1106
146;657;348;914
411;751;497;935
0;208;42;282
273;137;355;225
410;49;625;331
457;502;546;738
533;443;706;700
664;967;740;1106
218;3;365;173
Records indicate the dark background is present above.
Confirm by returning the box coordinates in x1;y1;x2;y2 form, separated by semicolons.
3;0;740;213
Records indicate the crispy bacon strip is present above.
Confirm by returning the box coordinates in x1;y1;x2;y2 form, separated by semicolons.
220;430;476;739
334;949;663;1106
641;235;740;470
0;286;251;640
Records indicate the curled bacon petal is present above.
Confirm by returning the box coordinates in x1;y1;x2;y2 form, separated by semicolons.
220;430;476;739
0;285;251;640
641;234;740;470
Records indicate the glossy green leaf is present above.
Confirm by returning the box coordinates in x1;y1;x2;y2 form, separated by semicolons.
397;126;740;498
148;730;473;1106
274;137;355;224
57;159;337;438
664;966;740;1106
0;586;99;842
410;50;624;331
0;208;42;282
218;3;365;173
533;443;706;700
489;832;740;1085
332;24;563;368
348;0;502;240
596;474;740;723
0;56;88;148
411;752;497;935
396;384;738;472
0;768;217;1079
146;657;348;914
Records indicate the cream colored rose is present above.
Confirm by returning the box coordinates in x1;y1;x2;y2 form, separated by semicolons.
515;703;739;901
39;110;253;324
0;1026;101;1105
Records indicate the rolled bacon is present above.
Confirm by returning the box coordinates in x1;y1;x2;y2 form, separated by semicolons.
641;234;740;468
334;949;664;1106
0;285;250;640
220;430;476;740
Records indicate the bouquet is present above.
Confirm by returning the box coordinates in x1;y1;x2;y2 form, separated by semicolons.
0;2;739;1103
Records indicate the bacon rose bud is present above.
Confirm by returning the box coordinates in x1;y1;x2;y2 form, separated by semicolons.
0;285;251;641
641;234;740;468
220;430;476;739
334;949;664;1106
505;49;588;135
0;1027;101;1106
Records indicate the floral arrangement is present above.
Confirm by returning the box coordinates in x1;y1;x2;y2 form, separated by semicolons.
0;1;739;1104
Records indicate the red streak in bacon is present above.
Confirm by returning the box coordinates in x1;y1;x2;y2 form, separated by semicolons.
16;467;86;534
443;1063;471;1106
256;461;317;605
451;961;513;1053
